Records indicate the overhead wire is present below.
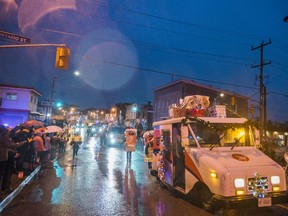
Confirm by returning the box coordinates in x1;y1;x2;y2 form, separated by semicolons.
89;0;267;40
11;1;288;111
33;27;288;100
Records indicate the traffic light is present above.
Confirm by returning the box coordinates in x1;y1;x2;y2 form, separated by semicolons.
55;47;70;70
56;102;62;108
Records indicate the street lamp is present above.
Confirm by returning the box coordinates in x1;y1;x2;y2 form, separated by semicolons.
214;93;224;105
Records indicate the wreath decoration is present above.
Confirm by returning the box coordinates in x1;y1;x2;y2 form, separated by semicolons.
249;173;267;198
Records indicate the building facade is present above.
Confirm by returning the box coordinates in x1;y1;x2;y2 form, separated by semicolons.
124;102;154;129
153;79;249;121
0;84;42;127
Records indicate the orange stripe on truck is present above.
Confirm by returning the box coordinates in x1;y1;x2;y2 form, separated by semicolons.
184;151;203;181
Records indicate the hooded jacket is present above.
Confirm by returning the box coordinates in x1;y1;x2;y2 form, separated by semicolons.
0;125;27;161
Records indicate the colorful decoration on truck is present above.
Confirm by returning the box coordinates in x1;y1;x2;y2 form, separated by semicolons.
169;95;210;118
248;173;268;198
157;152;166;182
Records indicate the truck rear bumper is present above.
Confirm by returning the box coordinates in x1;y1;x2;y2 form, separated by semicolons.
213;191;288;209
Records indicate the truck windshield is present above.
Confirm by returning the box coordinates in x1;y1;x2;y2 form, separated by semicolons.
188;122;253;148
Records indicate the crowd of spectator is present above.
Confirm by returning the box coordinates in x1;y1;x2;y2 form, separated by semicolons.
0;124;72;201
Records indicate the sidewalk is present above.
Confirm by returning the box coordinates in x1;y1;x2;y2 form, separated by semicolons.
0;166;41;213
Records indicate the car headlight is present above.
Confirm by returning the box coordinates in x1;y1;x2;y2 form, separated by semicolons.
234;178;245;188
271;176;280;184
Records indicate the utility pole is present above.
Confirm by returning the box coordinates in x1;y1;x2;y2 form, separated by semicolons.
251;39;271;146
50;76;57;101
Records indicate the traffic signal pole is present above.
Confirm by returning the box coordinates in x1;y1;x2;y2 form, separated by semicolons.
0;43;70;70
0;44;66;48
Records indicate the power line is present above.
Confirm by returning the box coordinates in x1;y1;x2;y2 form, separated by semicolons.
91;0;266;40
76;52;258;90
34;27;256;66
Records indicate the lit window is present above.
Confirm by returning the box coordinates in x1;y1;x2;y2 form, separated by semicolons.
6;92;17;100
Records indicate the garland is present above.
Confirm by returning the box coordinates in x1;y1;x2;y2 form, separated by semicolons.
157;153;166;182
181;116;258;134
157;139;167;182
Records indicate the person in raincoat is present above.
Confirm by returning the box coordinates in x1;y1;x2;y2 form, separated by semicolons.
124;128;137;162
143;130;154;169
0;125;30;193
70;137;82;159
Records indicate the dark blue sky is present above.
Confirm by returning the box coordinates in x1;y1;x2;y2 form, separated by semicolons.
0;0;288;122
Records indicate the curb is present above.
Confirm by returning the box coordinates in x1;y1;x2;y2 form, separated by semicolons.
0;166;41;213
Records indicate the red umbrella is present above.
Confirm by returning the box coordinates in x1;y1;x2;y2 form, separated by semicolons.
22;120;44;128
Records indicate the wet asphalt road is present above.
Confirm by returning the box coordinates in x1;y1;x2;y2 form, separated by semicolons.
1;134;288;216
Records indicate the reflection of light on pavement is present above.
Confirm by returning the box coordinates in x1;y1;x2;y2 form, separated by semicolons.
88;136;97;146
157;200;165;215
88;136;101;159
123;166;138;213
80;128;85;142
51;161;63;204
107;148;118;187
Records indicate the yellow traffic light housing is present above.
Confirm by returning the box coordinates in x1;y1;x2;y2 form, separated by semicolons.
55;47;70;70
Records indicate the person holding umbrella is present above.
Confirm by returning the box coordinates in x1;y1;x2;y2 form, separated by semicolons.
34;132;46;164
0;125;30;194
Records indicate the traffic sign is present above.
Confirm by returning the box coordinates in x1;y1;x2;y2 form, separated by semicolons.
0;30;31;44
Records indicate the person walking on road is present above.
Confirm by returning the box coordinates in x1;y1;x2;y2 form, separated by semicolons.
58;135;66;153
143;130;154;169
70;138;81;159
124;128;137;162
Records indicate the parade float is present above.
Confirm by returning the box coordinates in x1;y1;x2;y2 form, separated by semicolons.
150;95;288;212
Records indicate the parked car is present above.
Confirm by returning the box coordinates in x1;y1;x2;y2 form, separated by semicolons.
107;126;125;144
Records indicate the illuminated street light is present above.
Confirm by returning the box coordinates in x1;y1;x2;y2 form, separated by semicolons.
50;72;79;105
214;93;224;105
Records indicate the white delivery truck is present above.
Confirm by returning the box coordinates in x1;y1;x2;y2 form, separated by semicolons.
151;116;288;212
